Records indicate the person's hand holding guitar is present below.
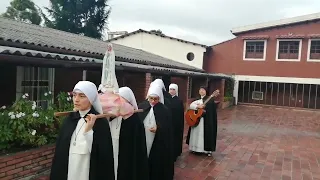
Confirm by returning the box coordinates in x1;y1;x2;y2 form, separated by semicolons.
196;104;205;109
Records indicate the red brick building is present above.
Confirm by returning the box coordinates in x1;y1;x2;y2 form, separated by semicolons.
0;17;230;113
204;12;320;109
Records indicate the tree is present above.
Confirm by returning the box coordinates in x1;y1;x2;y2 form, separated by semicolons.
1;0;42;25
44;0;111;39
150;29;164;35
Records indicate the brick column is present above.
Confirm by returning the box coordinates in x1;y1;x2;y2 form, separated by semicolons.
208;78;225;103
144;73;152;97
171;76;188;105
219;79;225;102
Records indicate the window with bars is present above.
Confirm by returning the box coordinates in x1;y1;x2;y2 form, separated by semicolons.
244;41;265;59
16;66;55;109
277;40;300;60
310;40;320;60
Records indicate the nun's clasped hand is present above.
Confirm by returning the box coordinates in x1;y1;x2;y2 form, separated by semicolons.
149;125;157;133
85;114;97;132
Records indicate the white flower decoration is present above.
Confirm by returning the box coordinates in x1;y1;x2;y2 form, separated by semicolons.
44;93;48;96
48;91;52;94
1;106;6;109
22;95;26;99
10;114;16;119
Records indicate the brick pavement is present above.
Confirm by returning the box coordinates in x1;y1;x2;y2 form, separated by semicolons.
36;105;320;180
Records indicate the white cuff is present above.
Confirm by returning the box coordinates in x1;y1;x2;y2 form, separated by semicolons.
190;103;198;110
83;130;94;153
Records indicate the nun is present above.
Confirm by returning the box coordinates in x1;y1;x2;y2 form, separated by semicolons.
168;83;185;161
50;81;115;180
138;85;174;180
151;79;172;107
186;86;218;157
110;87;149;180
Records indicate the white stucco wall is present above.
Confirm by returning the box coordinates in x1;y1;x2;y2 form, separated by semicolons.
111;33;206;69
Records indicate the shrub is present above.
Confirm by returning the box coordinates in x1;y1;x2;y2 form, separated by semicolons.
0;91;73;152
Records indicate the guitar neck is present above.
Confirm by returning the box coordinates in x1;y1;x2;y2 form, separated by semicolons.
203;95;215;105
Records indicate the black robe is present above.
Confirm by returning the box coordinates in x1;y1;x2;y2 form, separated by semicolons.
170;96;185;160
138;101;174;180
186;96;218;152
116;113;149;180
50;108;115;180
162;90;172;107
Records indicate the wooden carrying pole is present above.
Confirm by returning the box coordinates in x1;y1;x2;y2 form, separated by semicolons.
54;109;143;118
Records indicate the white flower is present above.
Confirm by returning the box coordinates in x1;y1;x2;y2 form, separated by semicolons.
16;113;21;118
31;129;36;136
67;97;72;101
44;93;48;96
48;91;52;94
22;95;26;99
1;106;6;109
25;93;29;97
10;114;15;119
45;116;48;120
32;112;39;118
8;112;14;116
32;101;36;110
16;112;25;119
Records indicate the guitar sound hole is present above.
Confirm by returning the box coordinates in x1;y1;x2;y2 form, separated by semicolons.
194;110;198;114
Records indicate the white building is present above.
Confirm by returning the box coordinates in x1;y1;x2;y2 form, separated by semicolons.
106;29;208;69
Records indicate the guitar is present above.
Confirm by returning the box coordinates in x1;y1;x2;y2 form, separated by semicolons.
184;90;220;127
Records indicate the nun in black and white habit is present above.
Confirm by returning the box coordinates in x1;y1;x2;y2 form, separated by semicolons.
50;81;115;180
138;85;174;180
109;87;149;180
168;83;185;161
186;86;218;157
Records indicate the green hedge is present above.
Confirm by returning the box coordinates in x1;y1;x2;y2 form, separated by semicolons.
0;92;73;152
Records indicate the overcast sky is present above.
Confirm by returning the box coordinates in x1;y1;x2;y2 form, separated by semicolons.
0;0;319;45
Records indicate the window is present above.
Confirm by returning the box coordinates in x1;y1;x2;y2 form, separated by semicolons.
243;40;266;60
307;39;320;61
276;39;302;61
16;66;55;108
252;91;264;100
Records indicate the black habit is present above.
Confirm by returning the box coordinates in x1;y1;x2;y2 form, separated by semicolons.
170;95;185;160
116;113;149;180
162;89;173;107
50;108;115;180
138;101;174;180
186;96;218;152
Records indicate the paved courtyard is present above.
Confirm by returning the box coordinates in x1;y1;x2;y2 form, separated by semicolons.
175;105;320;180
36;105;320;180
